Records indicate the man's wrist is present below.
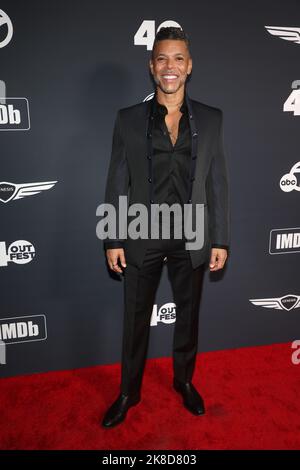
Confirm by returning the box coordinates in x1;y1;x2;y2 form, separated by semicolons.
104;241;125;250
211;243;229;250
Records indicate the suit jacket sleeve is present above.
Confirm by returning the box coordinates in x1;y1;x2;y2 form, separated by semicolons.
206;110;230;251
103;110;130;251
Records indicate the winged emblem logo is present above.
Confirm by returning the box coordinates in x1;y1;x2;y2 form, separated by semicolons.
249;294;300;311
265;26;300;45
0;181;57;203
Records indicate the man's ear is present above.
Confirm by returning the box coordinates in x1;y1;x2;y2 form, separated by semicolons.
188;57;193;75
149;59;153;74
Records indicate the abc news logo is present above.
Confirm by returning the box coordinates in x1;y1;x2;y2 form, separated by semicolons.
280;176;298;190
269;228;300;254
0;98;30;130
280;162;300;192
0;315;47;345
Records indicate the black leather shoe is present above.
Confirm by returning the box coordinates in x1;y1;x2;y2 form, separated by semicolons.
173;378;205;416
101;392;141;428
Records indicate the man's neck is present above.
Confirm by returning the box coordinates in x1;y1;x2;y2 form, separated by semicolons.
155;87;185;114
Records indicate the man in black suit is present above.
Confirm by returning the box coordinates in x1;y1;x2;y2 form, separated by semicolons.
101;27;230;427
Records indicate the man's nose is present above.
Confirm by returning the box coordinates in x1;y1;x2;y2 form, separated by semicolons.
166;58;176;69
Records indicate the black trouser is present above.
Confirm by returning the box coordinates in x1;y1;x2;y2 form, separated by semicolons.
120;234;206;397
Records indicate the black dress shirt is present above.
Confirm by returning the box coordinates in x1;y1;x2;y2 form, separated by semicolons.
152;91;191;207
150;90;190;239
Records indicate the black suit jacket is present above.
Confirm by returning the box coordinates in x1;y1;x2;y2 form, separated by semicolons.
103;91;230;269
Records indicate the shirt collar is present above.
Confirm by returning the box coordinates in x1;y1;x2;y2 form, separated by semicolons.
152;88;188;117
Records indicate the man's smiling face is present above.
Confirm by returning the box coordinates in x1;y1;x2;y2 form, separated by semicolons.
149;39;192;95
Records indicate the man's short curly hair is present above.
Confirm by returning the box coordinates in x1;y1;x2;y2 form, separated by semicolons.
151;26;191;60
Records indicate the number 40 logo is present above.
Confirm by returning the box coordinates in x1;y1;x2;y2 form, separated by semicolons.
284;80;300;116
134;20;182;51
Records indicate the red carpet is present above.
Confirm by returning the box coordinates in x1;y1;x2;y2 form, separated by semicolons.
0;342;299;450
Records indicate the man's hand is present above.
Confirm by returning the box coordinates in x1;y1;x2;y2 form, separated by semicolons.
209;248;228;272
106;248;127;274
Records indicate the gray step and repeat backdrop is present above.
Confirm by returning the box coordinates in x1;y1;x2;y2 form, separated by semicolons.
1;0;299;378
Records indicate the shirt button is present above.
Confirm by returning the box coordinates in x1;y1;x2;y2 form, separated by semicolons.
148;177;152;183
147;155;152;160
188;199;192;203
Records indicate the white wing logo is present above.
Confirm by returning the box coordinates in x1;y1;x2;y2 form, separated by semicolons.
0;9;13;49
0;181;57;203
265;26;300;45
249;294;300;311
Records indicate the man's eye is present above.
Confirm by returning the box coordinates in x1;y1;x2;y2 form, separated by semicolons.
177;57;184;60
